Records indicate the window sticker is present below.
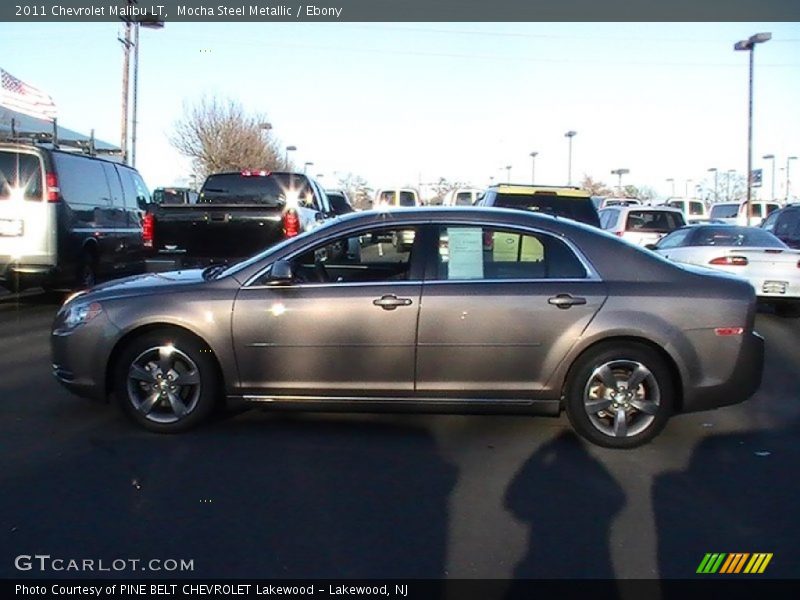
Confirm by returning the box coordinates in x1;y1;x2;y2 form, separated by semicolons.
446;227;483;279
492;232;544;263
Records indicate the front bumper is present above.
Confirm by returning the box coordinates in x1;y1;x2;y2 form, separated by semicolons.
51;310;121;402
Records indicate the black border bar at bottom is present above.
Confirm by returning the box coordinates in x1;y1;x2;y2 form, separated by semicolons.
5;579;800;600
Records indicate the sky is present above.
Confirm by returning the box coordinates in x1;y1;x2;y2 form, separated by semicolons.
1;21;799;199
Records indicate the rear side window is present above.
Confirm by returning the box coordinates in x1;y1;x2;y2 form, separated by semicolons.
599;209;619;229
775;211;800;238
491;193;600;227
0;150;42;201
52;153;111;208
709;204;738;219
625;210;684;233
118;167;151;210
436;226;588;280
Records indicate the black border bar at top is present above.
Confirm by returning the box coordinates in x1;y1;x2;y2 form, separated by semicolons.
2;0;800;23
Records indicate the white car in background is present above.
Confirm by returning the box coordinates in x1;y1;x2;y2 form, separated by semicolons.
600;197;641;209
652;224;800;317
598;206;686;246
665;198;709;222
373;188;421;208
708;200;781;226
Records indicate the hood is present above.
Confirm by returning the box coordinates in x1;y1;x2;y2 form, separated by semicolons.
80;269;208;301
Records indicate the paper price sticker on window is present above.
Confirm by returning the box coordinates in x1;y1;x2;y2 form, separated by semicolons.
492;232;544;263
447;227;483;279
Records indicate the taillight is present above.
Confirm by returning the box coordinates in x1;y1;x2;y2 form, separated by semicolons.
45;172;60;202
142;213;154;249
283;209;300;238
709;256;748;266
241;169;269;177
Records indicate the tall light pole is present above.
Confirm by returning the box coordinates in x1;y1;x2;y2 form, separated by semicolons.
505;165;512;183
685;179;692;198
284;145;296;170
130;18;164;167
761;154;774;200
118;20;132;163
565;130;577;185
303;161;313;174
734;32;771;224
708;168;718;203
529;151;538;184
611;168;629;195
666;178;675;197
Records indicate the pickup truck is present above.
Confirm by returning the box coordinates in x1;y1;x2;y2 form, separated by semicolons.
144;170;334;269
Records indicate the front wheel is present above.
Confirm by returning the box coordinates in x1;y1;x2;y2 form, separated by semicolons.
564;343;674;449
114;330;219;433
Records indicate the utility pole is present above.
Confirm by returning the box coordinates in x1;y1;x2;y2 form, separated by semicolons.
119;21;132;163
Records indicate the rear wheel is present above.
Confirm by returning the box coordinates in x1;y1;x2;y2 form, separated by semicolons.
564;342;674;449
76;250;98;289
113;330;219;433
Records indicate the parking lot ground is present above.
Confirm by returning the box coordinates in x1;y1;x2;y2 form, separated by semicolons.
1;294;798;582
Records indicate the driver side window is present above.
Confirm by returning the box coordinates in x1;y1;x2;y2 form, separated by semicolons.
287;226;418;284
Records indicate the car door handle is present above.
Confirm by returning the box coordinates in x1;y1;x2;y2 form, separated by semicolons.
548;294;587;309
373;294;413;310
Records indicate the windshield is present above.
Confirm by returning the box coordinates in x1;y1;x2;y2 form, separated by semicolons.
709;204;739;219
690;226;787;248
493;193;600;226
199;172;315;207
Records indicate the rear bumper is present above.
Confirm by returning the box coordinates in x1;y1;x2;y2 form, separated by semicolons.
0;260;57;289
681;331;764;413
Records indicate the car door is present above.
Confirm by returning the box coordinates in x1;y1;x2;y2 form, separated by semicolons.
415;224;607;395
231;224;424;396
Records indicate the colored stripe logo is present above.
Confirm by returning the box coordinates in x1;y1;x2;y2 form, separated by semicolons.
697;553;772;574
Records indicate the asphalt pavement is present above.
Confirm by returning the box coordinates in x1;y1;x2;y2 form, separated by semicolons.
1;292;798;583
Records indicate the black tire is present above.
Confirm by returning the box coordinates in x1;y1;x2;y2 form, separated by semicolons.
774;302;800;318
564;342;674;449
76;250;98;289
113;330;220;433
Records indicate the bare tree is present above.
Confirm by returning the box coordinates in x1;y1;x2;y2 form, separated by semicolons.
170;96;283;181
580;174;613;197
335;172;373;209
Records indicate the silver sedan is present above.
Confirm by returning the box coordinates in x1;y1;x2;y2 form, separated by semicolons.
52;208;764;448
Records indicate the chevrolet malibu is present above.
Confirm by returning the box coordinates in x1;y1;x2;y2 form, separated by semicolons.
52;207;764;448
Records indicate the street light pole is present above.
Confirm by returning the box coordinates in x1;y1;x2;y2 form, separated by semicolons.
303;161;313;174
611;168;629;195
118;21;132;163
788;156;798;201
565;131;577;185
685;179;692;198
285;145;296;170
735;32;771;225
708;168;718;203
505;165;512;183
529;152;538;185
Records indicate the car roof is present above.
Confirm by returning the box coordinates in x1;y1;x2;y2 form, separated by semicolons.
488;184;589;198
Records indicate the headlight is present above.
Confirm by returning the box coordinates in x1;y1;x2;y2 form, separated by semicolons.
62;301;103;329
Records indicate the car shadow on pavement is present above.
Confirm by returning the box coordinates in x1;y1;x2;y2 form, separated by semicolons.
503;430;625;586
653;417;800;579
1;413;457;580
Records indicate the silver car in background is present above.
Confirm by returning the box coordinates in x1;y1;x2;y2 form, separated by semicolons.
52;207;764;448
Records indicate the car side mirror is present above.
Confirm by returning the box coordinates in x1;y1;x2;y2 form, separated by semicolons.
268;260;294;284
644;243;658;251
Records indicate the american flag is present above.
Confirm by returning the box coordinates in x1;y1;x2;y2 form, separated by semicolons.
0;68;57;122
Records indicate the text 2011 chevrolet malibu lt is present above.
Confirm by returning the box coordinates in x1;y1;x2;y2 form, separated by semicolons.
52;207;764;448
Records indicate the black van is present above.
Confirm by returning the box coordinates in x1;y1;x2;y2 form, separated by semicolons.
0;142;150;291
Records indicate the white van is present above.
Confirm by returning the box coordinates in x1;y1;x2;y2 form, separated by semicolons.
709;201;781;226
665;198;709;221
373;188;421;208
442;188;483;206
